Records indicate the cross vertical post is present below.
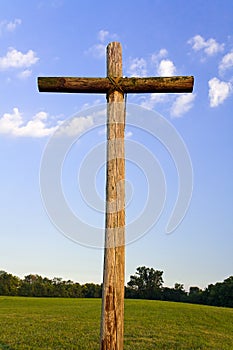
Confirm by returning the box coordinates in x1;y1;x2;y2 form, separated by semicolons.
100;42;125;350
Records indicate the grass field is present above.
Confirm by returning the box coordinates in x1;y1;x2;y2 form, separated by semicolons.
0;297;232;349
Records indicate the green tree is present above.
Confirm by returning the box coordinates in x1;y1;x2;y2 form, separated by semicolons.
221;276;233;307
188;286;203;304
203;276;233;307
173;283;187;302
127;266;163;299
82;283;102;298
0;272;20;296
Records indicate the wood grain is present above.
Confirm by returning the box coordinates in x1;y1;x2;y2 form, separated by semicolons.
38;76;194;94
100;42;125;350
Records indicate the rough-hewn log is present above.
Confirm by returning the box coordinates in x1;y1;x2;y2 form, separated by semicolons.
100;42;125;350
38;76;194;94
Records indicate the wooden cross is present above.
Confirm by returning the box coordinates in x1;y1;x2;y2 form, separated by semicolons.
38;42;194;350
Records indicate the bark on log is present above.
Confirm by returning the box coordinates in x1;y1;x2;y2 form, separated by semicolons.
100;42;125;350
38;76;194;94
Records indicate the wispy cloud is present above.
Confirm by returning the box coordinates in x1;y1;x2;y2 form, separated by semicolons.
170;93;196;117
80;99;103;111
127;57;147;77
37;0;64;9
97;29;117;43
219;51;233;74
86;30;118;59
86;44;106;59
151;48;168;63
188;34;224;56
0;48;39;70
208;77;232;107
0;18;21;35
140;93;168;110
56;116;94;137
17;69;32;79
125;131;133;138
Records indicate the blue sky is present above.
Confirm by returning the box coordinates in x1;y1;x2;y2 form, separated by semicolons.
0;0;232;290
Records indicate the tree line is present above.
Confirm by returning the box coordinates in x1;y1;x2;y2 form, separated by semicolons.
125;266;233;308
0;267;232;308
0;271;101;298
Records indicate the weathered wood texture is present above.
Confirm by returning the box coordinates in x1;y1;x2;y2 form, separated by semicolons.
100;42;125;350
38;76;194;94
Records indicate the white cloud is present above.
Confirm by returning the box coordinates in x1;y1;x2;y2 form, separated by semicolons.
151;49;176;77
86;30;118;59
151;48;168;63
0;48;39;70
219;51;233;74
170;93;196;117
0;108;60;137
80;99;102;111
125;131;133;138
157;59;176;76
204;38;224;55
208;77;232;107
17;69;32;79
56;116;94;137
188;35;224;56
127;58;147;77
86;43;106;58
97;29;118;43
0;108;96;138
6;18;22;31
98;30;109;43
0;18;21;35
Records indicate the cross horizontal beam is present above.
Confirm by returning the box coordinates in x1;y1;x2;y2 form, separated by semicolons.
38;76;194;94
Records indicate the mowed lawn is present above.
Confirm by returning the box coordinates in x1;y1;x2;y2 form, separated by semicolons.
0;297;232;349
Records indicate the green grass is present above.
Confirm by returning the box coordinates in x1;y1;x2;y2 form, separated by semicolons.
0;297;232;349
